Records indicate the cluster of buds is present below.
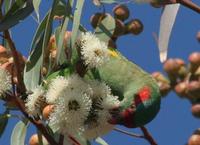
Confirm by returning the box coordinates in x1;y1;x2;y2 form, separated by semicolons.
0;45;25;84
151;52;200;145
152;52;200;119
90;4;144;48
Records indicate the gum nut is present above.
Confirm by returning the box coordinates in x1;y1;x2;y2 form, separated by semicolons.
113;4;129;21
29;134;39;145
163;59;180;74
196;31;200;42
90;13;106;28
189;52;200;66
174;82;187;97
188;134;200;145
191;104;200;118
42;105;54;119
114;19;125;36
127;19;143;35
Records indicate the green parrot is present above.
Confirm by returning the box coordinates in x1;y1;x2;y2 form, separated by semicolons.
92;49;161;128
46;49;161;128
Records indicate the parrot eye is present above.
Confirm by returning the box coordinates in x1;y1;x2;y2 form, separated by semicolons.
134;86;151;106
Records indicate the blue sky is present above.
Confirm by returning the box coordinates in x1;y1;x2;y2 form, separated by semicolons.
0;1;200;145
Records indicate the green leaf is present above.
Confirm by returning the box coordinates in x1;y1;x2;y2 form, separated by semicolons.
99;0;118;4
24;33;44;90
0;110;9;138
70;0;85;64
0;0;34;31
10;120;28;145
24;0;60;90
33;0;41;21
55;0;74;65
4;0;13;13
95;14;115;44
95;137;109;145
24;11;49;90
71;0;85;61
56;16;69;65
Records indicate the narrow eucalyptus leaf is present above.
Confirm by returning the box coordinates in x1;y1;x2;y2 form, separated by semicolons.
24;12;49;90
95;137;109;145
56;16;69;64
10;121;28;145
33;0;41;21
24;34;44;90
24;0;60;90
100;0;118;4
158;4;180;62
0;0;34;31
70;0;84;63
42;0;60;62
95;14;115;44
4;0;13;13
71;0;85;48
5;0;26;16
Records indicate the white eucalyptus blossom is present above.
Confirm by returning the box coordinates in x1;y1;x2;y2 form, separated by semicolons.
84;80;120;139
80;32;109;68
46;76;68;104
48;74;93;135
25;86;46;116
0;67;11;96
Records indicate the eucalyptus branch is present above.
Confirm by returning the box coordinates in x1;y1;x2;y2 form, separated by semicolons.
3;30;26;94
177;0;200;13
140;126;157;145
162;0;200;14
0;4;26;94
11;94;60;145
114;127;158;145
114;127;144;138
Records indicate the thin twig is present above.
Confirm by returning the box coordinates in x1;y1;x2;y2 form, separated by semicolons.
59;135;64;145
140;126;157;145
114;127;144;138
162;0;200;14
178;0;200;13
4;31;26;93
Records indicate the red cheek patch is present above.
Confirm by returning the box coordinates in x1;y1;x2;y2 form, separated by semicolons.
134;86;151;106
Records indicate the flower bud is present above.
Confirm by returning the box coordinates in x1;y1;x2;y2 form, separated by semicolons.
196;31;200;42
42;105;54;120
29;134;48;145
191;104;200;118
125;19;143;35
159;83;171;97
90;13;106;28
113;4;129;21
189;52;200;65
189;52;200;73
187;81;200;99
163;59;181;74
174;82;187;97
188;131;200;145
151;71;169;83
150;1;163;8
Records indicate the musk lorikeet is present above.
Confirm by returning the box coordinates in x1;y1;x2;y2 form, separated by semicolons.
92;49;161;128
46;49;161;128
